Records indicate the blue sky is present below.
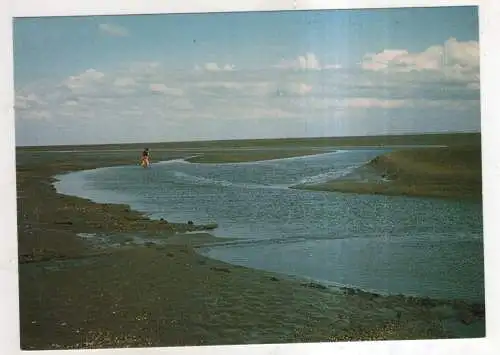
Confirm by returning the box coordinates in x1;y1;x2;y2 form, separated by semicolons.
13;6;480;146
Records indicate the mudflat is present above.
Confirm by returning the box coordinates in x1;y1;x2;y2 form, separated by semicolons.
294;145;482;200
16;133;485;349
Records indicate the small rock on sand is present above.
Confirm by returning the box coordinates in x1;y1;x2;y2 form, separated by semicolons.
210;266;231;273
301;282;327;290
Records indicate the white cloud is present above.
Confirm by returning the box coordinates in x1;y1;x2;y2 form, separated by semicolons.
324;64;343;70
444;38;479;68
196;62;236;72
245;107;297;119
98;23;129;37
293;97;406;110
276;82;313;96
277;52;319;70
63;69;105;91
95;97;114;104
342;98;407;109
62;100;79;107
167;98;195;111
361;50;410;71
113;77;136;87
149;83;184;96
294;96;477;112
467;82;481;90
361;38;479;83
18;110;51;121
204;63;220;71
298;53;320;70
195;81;244;90
276;52;341;71
15;56;480;143
194;81;272;97
15;93;46;110
194;79;313;98
127;62;161;74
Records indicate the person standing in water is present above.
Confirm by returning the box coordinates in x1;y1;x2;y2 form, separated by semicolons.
141;148;151;167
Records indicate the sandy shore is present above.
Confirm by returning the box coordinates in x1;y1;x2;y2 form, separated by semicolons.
293;146;482;200
16;138;485;349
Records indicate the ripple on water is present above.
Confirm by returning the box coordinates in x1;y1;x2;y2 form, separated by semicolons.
55;149;484;302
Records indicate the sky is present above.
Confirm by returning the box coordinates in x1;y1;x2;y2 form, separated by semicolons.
13;6;480;146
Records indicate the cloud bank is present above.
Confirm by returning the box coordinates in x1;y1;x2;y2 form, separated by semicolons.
15;38;480;145
276;52;342;71
361;38;479;84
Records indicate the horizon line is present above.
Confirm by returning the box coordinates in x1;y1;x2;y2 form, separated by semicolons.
15;130;480;149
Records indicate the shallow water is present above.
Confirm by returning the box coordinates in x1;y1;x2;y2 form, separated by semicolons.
54;149;484;302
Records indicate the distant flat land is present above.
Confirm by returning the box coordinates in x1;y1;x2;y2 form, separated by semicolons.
19;132;480;152
18;132;482;200
18;132;481;170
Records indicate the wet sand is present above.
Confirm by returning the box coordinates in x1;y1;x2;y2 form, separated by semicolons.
16;136;485;350
293;145;482;200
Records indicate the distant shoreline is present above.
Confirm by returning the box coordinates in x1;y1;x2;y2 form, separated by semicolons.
17;131;480;150
292;146;482;200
